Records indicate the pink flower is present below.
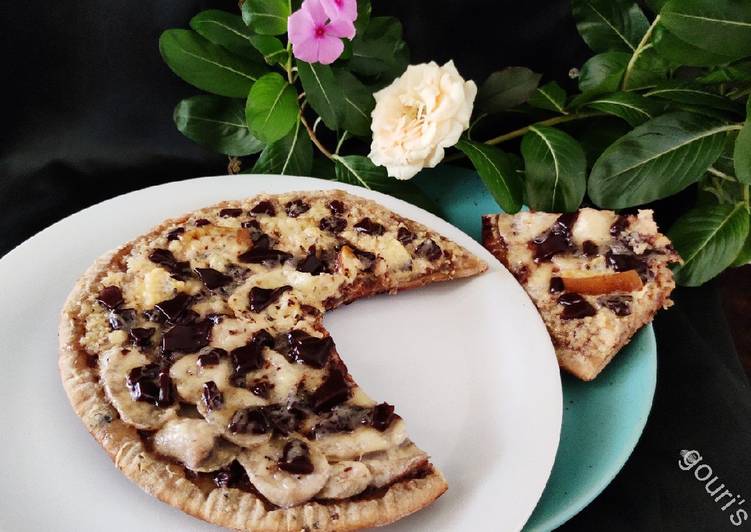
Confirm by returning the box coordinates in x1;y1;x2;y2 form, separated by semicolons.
288;0;355;65
320;0;358;23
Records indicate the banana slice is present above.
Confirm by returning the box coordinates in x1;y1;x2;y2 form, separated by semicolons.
237;438;330;508
169;354;233;403
314;418;407;460
100;347;177;430
362;441;428;487
317;461;372;499
153;418;232;471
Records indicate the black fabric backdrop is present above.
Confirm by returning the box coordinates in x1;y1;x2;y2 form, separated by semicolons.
2;1;750;530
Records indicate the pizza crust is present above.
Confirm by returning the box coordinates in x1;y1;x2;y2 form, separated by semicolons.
59;190;483;530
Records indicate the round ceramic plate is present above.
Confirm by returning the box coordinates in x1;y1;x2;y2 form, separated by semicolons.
414;166;658;531
0;174;562;532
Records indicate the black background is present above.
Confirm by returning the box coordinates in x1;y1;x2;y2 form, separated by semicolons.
2;1;750;530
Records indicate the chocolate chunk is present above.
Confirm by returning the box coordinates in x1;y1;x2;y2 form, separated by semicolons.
284;330;334;369
312;405;370;435
328;200;346;215
237;246;292;265
219;208;243;218
610;215;629;236
241;219;262;232
397;227;415;245
249;379;272;399
195;219;211;227
250;200;276;216
311;368;351;412
285;199;310;218
230;330;274;381
161;320;212;353
148;249;192;280
195;267;232;290
599;295;633;317
197;348;227;367
127;364;174;407
297;249;326;275
319;215;347;234
605;250;648;279
530;211;579;262
350;246;376;270
129;327;155;347
153;293;192;323
252;233;271;249
213;461;251;490
97;286;124;310
86;354;99;368
354;217;385;236
108;308;136;330
229;407;272;434
370;402;396;432
549;277;564;293
166;227;185;241
415;239;442;261
202;381;224;412
582;240;599;257
278;439;314;475
558;293;597;320
206;313;225;325
248;285;292;313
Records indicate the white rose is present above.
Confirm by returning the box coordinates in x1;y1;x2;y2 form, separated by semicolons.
368;60;477;180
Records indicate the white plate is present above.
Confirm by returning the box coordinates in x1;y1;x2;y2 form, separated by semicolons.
0;175;561;531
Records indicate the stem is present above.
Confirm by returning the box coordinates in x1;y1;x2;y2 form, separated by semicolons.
300;110;333;160
335;131;349;154
707;166;735;182
285;42;294;84
744;184;750;209
483;111;605;146
728;86;751;100
622;15;660;91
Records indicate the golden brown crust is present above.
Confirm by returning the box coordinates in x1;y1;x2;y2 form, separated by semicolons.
59;190;480;530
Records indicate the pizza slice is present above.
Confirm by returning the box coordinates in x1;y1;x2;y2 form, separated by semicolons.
482;208;680;381
59;190;486;531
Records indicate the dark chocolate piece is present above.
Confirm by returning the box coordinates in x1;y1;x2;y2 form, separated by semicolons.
415;239;442;261
166;227;185;241
228;407;271;434
285;199;310;218
310;369;351;412
397;227;415;245
202;381;224;411
284;330;334;369
328;200;345;215
108;308;136;330
153;293;192;323
599;295;633;317
297;249;326;276
530;211;579;262
319;216;347;234
248;285;292;313
195;219;211;227
278;439;314;475
549;277;564;293
129;327;155;347
148;249;192;280
97;286;124;310
126;364;173;407
370;402;396;432
195;268;232;290
354;217;385;236
219;208;243;218
558;292;597;320
161;320;213;353
250;200;276;216
197;348;227;367
582;240;599;257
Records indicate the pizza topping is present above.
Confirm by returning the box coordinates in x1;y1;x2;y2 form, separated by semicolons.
161;320;213;353
561;270;644;295
249;379;273;399
229;407;271;434
415;239;442;261
219;208;243;218
153;418;218;470
202;381;224;412
285;199;310;218
557;293;597;320
166;227;185;241
128;327;155;347
328;199;346;214
148;249;192;280
153;293;192;323
311;368;351;412
319;215;347;234
97;286;124;310
610;214;629;236
297;249;327;275
599;294;633;317
127;364;174;407
605;249;648;279
195;218;211;227
282;330;334;368
197;348;226;367
248;285;292;313
312;405;370;436
397;226;415;245
278;439;315;475
529;211;579;262
250;200;277;216
318;461;372;499
237;245;292;265
108;307;137;330
354;217;385;236
582;240;599;257
230;331;273;380
549;277;564;293
370;403;396;432
195;267;232;290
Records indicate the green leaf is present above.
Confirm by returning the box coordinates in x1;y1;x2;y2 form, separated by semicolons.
644;0;667;15
577;117;632;164
571;0;649;53
528;81;567;114
332;155;438;212
588;112;730;208
159;29;267;97
578;52;630;96
669;202;750;286
311;156;336;180
241;0;290;35
251;119;312;175
355;0;372;34
622;47;671;90
661;0;751;60
697;61;751;83
734;121;751;184
521;126;587;212
584;91;664;126
644;82;744;114
731;224;751;267
249;35;288;65
652;24;736;67
334;69;375;137
297;62;344;131
348;17;409;81
190;10;259;57
477;67;542;114
245;72;299;144
456;139;524;213
174;95;264;156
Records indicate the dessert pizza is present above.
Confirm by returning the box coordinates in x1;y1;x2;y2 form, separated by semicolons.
59;190;486;531
482;208;680;381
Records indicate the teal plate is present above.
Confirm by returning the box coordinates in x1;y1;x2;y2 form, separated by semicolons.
414;166;657;531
